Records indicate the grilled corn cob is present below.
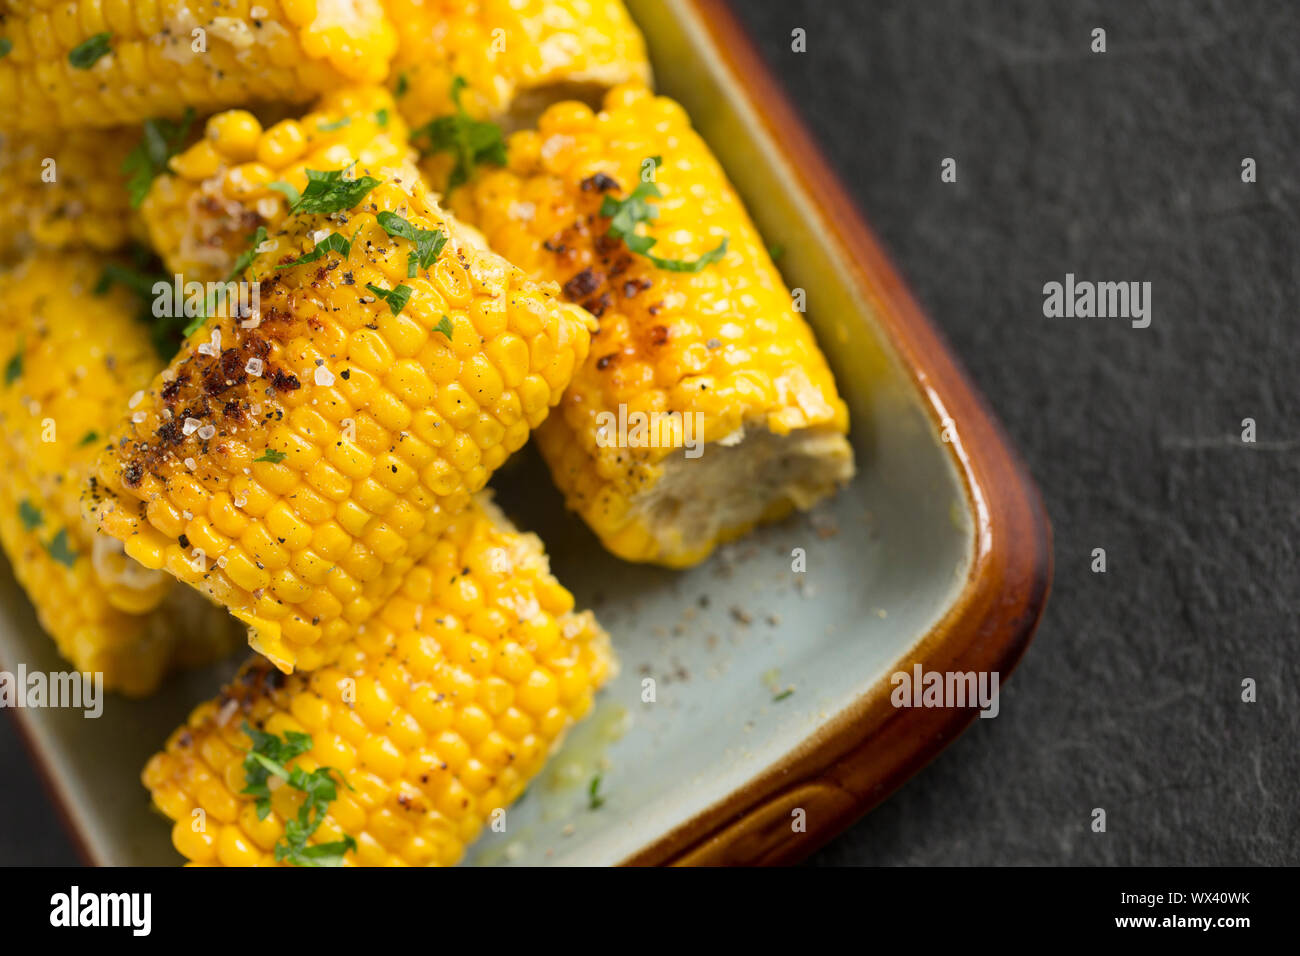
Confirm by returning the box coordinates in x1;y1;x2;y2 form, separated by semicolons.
385;0;650;132
142;494;614;866
0;252;240;695
449;85;854;567
90;168;595;673
0;127;147;261
143;87;414;283
0;0;397;131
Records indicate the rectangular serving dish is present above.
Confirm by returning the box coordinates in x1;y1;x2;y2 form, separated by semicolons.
0;0;1050;866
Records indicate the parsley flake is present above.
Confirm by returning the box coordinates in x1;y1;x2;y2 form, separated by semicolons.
376;211;447;277
410;76;506;192
433;315;454;340
275;231;352;270
599;156;729;273
240;723;356;867
79;430;100;447
122;108;195;208
0;39;12;59
45;528;77;567
267;181;301;206
366;282;413;316
317;116;351;132
19;500;42;531
4;342;22;385
588;774;606;811
68;32;111;69
289;165;381;216
254;448;287;464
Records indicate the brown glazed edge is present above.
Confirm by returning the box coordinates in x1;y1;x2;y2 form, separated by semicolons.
618;0;1054;866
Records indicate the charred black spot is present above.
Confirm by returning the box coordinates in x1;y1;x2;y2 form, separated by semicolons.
123;461;144;488
580;172;620;193
157;419;183;446
270;368;300;392
563;268;603;301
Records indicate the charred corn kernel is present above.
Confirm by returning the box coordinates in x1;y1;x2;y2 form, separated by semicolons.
142;87;414;282
0;1;397;131
0;253;241;695
450;85;856;567
92;171;593;673
383;0;649;134
0;128;147;260
142;495;615;866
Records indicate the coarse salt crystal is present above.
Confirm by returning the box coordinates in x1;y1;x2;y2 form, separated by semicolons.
131;411;147;424
197;424;216;440
182;417;201;436
127;390;144;409
184;458;197;470
314;366;335;387
234;493;248;508
245;357;264;377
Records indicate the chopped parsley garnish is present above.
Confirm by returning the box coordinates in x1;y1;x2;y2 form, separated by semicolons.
93;262;156;298
317;116;351;132
240;723;356;867
768;243;785;262
253;448;287;464
375;108;389;128
410;76;506;192
772;689;794;702
588;774;606;811
0;38;12;59
267;180;301;206
376;211;447;277
45;528;77;567
289;165;381;216
394;72;409;99
122;108;195;208
366;282;412;316
275;231;352;270
180;225;268;336
68;32;111;69
93;247;186;358
79;430;100;447
600;156;729;273
4;341;22;385
226;225;267;281
18;500;42;532
433;315;454;340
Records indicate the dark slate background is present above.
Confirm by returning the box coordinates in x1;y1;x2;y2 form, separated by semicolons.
2;0;1296;865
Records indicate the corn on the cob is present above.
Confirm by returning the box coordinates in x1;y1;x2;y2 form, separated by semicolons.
90;168;595;673
0;0;397;131
449;85;854;567
142;494;614;866
143;87;414;283
0;252;240;695
384;0;650;132
0;127;147;261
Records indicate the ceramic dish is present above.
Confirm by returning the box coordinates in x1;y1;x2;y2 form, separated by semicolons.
0;0;1051;866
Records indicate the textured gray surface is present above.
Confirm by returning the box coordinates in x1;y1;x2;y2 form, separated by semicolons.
1;0;1296;865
